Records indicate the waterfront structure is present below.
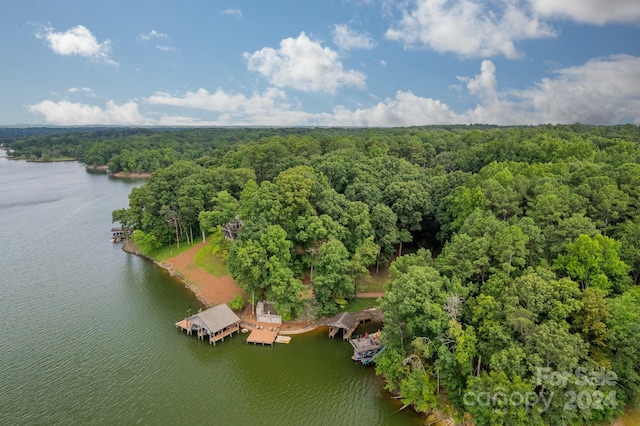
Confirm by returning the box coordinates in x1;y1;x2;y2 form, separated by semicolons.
256;301;282;324
175;304;241;345
246;324;280;346
110;227;126;242
324;309;382;340
325;312;358;340
350;332;384;365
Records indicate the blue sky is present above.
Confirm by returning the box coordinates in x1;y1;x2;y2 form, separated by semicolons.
1;0;639;126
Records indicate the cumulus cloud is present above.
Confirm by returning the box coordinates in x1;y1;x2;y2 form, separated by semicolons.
385;0;555;58
332;24;376;50
221;8;243;18
508;54;640;124
244;32;367;93
531;0;640;25
459;60;498;99
147;87;289;115
326;91;462;126
29;100;144;125
149;88;318;127
35;25;117;66
27;55;640;126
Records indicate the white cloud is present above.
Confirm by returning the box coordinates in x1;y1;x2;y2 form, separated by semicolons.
385;0;555;58
67;87;96;97
221;8;243;18
150;88;318;127
156;45;176;53
243;32;367;93
332;24;376;50
459;60;498;99
448;55;640;125
531;0;640;25
507;54;640;124
138;30;175;52
35;25;117;66
147;87;288;115
138;30;168;42
29;100;145;125
326;91;462;126
27;55;640;126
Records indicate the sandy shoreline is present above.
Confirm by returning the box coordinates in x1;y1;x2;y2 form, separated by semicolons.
121;240;319;332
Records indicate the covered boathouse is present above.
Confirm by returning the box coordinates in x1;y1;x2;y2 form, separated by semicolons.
324;309;382;340
325;312;358;340
176;304;241;346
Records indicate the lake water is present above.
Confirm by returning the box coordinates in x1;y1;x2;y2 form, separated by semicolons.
0;156;422;425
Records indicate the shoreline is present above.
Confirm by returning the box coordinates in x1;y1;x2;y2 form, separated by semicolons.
121;240;321;333
87;164;152;179
122;240;213;308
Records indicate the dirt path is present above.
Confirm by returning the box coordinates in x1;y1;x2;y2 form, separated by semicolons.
162;242;244;306
356;292;385;298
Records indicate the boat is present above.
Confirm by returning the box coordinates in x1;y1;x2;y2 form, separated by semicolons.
350;334;384;365
275;335;291;344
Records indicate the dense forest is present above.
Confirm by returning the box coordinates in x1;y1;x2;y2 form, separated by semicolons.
5;124;640;425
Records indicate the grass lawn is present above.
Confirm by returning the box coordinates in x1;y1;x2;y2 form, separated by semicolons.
356;269;388;293
340;297;381;313
194;239;230;276
152;237;204;262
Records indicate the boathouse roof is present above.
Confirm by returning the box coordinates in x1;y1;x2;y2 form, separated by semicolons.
188;304;241;333
324;312;357;330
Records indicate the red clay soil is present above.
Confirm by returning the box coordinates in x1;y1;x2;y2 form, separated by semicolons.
162;242;244;306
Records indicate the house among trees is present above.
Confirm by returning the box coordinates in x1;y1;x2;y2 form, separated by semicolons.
222;216;243;241
175;304;241;346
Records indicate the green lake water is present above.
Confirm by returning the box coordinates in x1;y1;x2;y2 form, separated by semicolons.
0;156;423;425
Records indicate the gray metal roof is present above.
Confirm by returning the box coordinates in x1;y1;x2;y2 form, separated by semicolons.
188;304;240;333
325;312;357;330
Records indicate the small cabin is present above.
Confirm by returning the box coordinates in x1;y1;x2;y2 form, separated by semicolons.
256;301;282;324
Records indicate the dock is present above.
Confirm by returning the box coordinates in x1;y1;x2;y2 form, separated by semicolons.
246;324;280;346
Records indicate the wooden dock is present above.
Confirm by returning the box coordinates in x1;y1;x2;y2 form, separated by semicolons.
246;324;280;346
176;319;194;334
209;324;240;345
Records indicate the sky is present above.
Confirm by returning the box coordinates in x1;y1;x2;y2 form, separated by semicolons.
1;0;640;127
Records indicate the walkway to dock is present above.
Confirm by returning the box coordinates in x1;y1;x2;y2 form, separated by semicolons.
210;324;240;345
